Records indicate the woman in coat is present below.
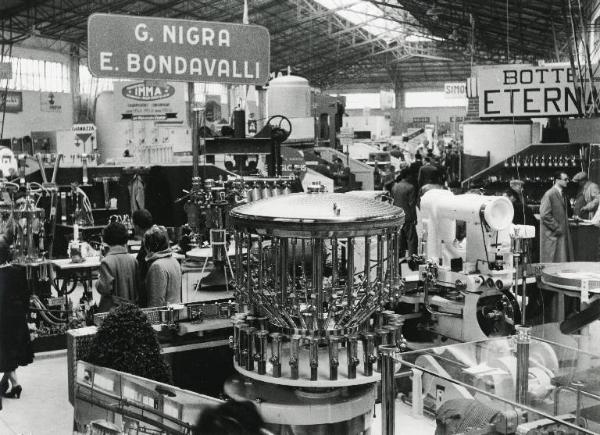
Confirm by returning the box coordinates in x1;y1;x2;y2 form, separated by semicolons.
144;225;181;307
96;222;139;312
0;230;33;401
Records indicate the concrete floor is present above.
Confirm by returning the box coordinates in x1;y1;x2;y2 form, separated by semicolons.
0;351;72;435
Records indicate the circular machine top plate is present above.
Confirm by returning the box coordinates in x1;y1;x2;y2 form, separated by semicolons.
540;262;600;294
230;192;404;237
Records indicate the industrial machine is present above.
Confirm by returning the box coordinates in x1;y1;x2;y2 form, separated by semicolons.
225;191;406;433
407;189;533;343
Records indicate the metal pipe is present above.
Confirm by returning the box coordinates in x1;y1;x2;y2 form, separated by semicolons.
515;325;531;405
363;332;376;376
380;344;398;435
364;236;371;288
347;237;355;310
290;334;301;380
377;234;384;282
376;328;390;372
245;327;256;371
270;332;282;378
329;336;341;380
280;237;288;306
309;337;319;381
347;334;359;379
313;238;324;331
332;237;339;287
246;233;252;312
256;330;269;375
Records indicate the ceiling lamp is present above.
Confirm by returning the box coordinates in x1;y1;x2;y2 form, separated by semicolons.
426;1;443;18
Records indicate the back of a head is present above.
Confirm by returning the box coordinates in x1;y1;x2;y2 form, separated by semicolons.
132;209;153;231
194;400;265;435
144;225;170;253
103;222;129;247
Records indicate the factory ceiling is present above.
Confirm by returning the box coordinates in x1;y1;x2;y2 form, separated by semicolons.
0;0;584;89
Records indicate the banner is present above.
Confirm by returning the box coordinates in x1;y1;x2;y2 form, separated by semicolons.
88;13;270;85
114;80;187;121
475;62;600;118
0;91;22;113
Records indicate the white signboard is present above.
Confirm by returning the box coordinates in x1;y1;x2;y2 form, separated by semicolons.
114;80;186;121
40;92;62;112
72;124;97;144
475;62;600;118
88;13;270;85
444;82;466;98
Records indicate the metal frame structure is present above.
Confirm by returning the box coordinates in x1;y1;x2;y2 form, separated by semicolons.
0;0;582;88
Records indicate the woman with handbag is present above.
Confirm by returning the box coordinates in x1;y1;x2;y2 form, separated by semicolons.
96;222;138;312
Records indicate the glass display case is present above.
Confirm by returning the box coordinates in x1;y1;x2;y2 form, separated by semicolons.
380;327;600;434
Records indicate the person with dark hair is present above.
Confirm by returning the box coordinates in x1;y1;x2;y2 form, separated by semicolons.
417;156;439;189
539;171;573;262
391;169;418;256
96;222;138;312
0;231;33;403
144;225;181;307
132;209;153;307
194;400;268;435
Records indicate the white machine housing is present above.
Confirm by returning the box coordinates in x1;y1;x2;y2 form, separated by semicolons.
417;190;518;342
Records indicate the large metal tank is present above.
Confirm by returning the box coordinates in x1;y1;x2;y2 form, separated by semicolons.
267;75;314;141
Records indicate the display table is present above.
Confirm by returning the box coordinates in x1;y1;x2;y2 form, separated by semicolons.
50;256;101;301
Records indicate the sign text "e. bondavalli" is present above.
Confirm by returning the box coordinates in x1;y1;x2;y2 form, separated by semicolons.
88;13;270;85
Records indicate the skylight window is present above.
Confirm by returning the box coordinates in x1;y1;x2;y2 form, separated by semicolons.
313;0;408;43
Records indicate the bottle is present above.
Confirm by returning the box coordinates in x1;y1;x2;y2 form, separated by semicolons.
504;159;509;168
515;155;521;167
540;154;546;167
533;154;539;167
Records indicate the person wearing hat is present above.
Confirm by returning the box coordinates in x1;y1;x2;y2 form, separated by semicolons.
572;171;599;220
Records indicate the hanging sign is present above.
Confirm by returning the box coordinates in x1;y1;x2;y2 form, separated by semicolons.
0;91;22;113
0;62;12;80
72;124;97;144
40;92;62;112
475;62;600;118
88;13;270;85
114;80;187;121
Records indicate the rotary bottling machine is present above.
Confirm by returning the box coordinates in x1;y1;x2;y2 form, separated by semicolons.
407;189;535;343
224;191;406;434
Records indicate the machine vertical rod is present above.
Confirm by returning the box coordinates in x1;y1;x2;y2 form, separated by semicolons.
246;233;253;311
188;82;199;179
347;237;355;309
280;238;288;306
364;236;371;288
377;234;384;282
313;238;324;331
515;325;531;405
380;344;398;435
331;237;338;287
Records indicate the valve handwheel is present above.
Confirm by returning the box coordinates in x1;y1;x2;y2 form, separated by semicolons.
266;115;292;142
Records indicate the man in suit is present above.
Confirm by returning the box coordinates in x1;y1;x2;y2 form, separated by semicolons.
539;171;574;263
391;169;418;256
418;157;439;189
